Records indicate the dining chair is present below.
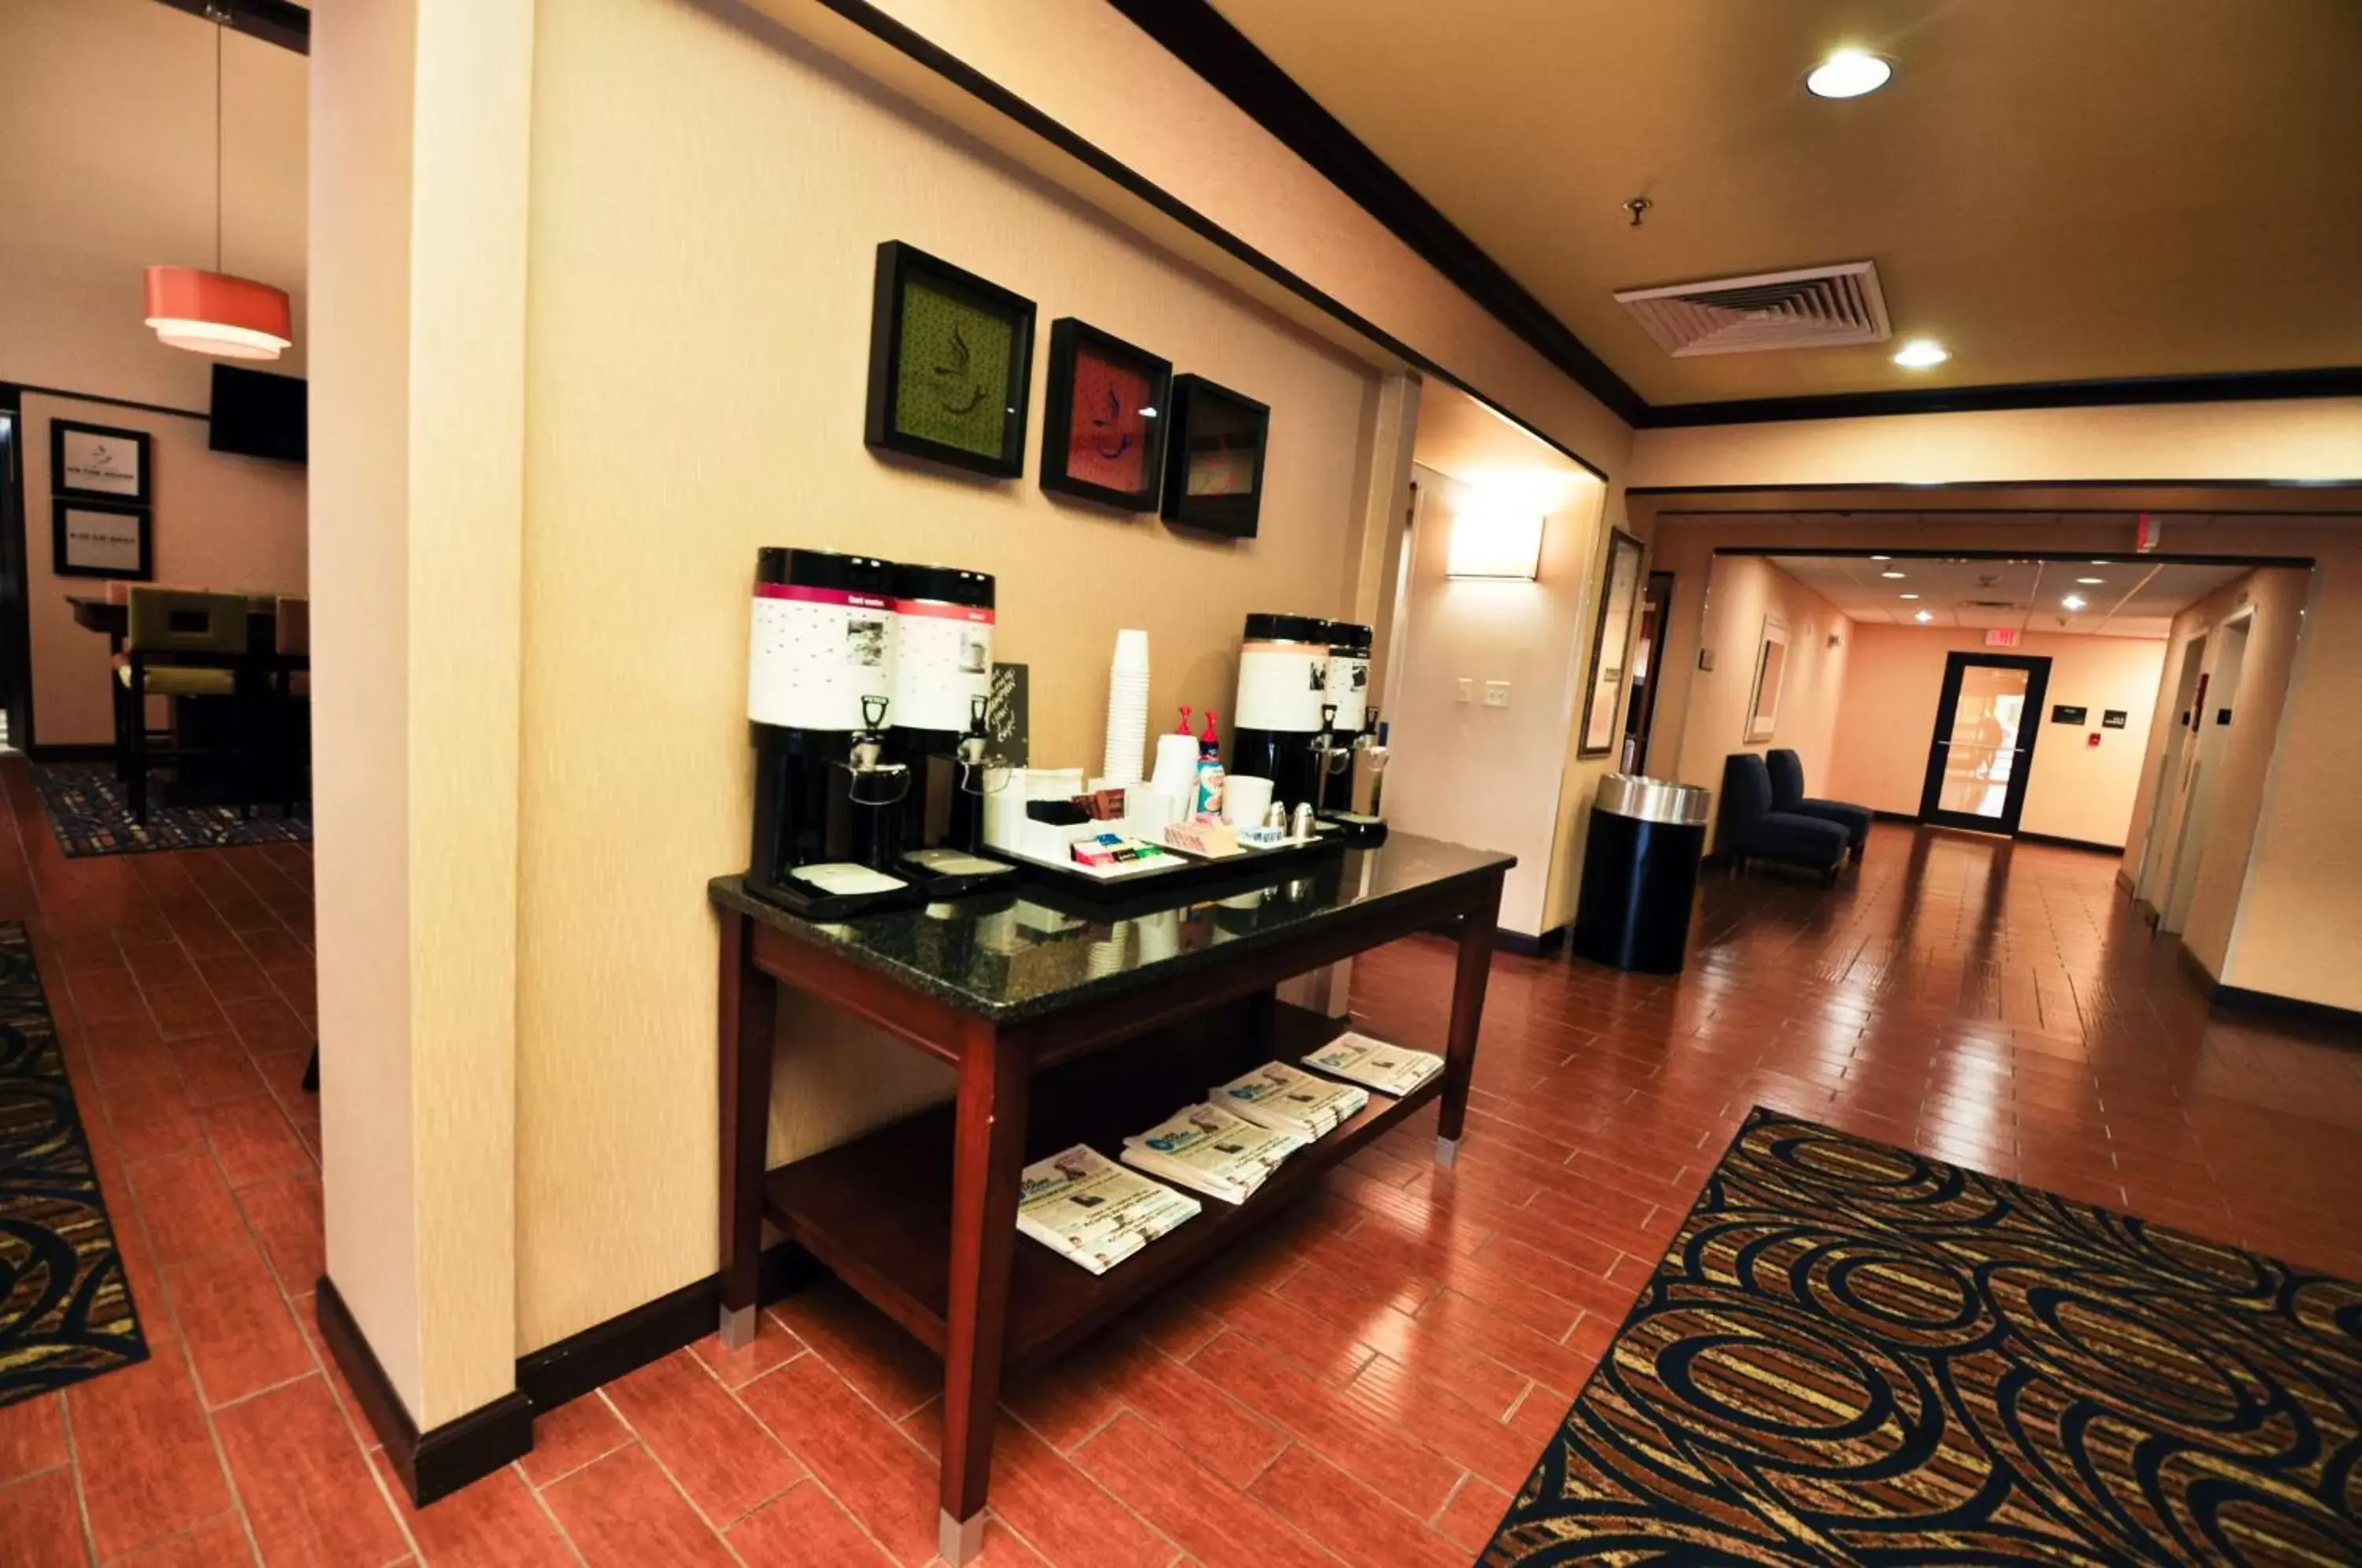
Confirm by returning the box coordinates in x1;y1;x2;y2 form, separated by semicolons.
269;595;311;814
116;588;255;823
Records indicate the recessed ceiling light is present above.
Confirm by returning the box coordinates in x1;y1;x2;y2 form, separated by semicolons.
1892;338;1949;369
1914;610;1934;623
1898;593;1921;600
1806;49;1893;99
1870;554;1893;561
2091;559;2112;565
2076;576;2105;585
1880;569;1907;579
2062;594;2088;611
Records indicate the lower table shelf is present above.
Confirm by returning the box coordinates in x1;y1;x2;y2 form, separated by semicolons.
764;1000;1436;1380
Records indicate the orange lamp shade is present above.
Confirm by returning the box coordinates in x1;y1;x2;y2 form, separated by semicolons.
143;265;292;360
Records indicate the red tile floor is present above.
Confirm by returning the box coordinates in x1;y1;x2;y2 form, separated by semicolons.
3;767;2360;1566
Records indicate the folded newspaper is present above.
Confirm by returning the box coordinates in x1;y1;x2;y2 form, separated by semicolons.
1122;1102;1309;1204
1212;1061;1369;1139
1016;1144;1201;1274
1301;1031;1443;1097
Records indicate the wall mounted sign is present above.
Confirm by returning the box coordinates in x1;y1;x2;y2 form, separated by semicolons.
2216;708;2233;726
53;499;151;580
1983;627;2021;648
1039;318;1171;512
1160;374;1268;538
2050;704;2087;724
2102;709;2128;729
987;661;1030;767
1743;613;1789;743
52;420;151;503
864;241;1036;479
1577;529;1645;757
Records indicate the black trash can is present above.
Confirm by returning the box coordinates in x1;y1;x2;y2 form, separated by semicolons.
1572;774;1711;974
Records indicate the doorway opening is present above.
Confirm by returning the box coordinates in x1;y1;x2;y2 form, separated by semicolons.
2132;634;2208;904
2157;612;2251;934
1917;652;2053;835
0;392;29;750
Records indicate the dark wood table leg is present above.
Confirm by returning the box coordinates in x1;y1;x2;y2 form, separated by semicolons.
937;1022;1027;1566
717;908;776;1348
1435;874;1501;1167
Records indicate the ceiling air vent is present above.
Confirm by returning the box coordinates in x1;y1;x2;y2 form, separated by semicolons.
1614;261;1890;357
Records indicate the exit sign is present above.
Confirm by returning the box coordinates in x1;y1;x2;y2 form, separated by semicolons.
1984;627;2023;648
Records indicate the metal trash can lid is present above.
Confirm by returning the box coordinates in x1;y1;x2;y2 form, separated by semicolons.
1594;773;1710;826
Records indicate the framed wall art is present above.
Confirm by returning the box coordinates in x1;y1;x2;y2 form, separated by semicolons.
864;241;1036;479
1038;319;1171;511
1744;612;1790;743
1159;374;1268;537
53;497;152;581
1576;528;1645;757
52;420;152;504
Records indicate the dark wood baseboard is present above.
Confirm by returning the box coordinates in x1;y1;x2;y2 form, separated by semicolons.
27;743;113;764
2016;830;2125;856
320;1244;820;1508
2174;941;2220;993
314;1274;532;1508
1494;925;1565;958
2212;983;2362;1031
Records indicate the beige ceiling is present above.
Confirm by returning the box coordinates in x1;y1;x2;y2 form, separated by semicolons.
1206;0;2362;405
1767;554;2245;638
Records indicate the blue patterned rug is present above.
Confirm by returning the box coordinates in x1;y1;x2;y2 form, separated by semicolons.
1;920;149;1404
31;762;308;857
1484;1108;2362;1563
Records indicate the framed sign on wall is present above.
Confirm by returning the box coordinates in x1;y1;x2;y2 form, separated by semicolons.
864;241;1036;479
1160;374;1268;537
1038;318;1172;512
1744;613;1790;743
52;421;151;504
53;498;152;580
1576;529;1645;757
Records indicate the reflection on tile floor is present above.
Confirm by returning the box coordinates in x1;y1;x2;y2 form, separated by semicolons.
3;782;2357;1565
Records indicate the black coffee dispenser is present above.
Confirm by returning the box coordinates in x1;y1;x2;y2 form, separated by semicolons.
1319;621;1373;812
746;548;913;910
887;564;1014;889
1231;612;1332;810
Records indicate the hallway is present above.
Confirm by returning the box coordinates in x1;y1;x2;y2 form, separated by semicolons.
2;783;2358;1565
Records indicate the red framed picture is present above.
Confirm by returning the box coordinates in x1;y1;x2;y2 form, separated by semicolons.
1038;319;1172;512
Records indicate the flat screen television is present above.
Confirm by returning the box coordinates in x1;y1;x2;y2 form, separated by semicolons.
209;364;307;464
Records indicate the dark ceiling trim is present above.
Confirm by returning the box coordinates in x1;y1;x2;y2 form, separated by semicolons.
1712;546;2318;568
151;0;310;55
1105;0;1647;427
1631;479;2362;495
783;0;1612;478
1105;2;2362;431
1645;366;2362;427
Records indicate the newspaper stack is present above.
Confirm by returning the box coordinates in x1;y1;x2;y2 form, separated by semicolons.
1212;1061;1369;1140
1122;1103;1309;1205
1302;1031;1444;1098
1016;1144;1201;1275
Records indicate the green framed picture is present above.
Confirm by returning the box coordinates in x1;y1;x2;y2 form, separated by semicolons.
864;242;1036;479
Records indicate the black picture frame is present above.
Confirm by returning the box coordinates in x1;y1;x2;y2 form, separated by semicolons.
1576;529;1646;759
1159;374;1269;537
52;497;152;581
51;420;152;505
864;241;1035;479
1038;319;1172;511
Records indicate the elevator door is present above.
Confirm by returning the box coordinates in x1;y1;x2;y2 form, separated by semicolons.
1917;653;2053;835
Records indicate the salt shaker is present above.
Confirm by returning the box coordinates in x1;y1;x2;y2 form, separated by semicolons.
1263;801;1288;830
1289;802;1316;841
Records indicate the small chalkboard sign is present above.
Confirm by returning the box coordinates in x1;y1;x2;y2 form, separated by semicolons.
987;662;1030;766
2216;708;2233;727
2102;710;2128;728
2050;704;2087;724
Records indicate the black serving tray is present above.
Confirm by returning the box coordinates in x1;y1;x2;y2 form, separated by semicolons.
1005;828;1347;905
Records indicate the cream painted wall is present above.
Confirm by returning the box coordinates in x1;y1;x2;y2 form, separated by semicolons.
2120;568;2309;977
513;0;1386;1351
1668;555;1852;844
1;0;311;747
1825;626;2166;845
20;394;307;745
1385;464;1602;937
1629;398;2362;490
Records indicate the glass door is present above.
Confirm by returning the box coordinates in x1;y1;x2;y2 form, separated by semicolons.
1917;652;2053;834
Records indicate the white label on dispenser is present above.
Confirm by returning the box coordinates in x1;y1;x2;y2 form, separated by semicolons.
1326;653;1371;732
749;584;897;730
890;597;994;733
1236;640;1327;732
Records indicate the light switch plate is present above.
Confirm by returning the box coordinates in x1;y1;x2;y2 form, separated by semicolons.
1455;678;1472;704
1483;681;1510;708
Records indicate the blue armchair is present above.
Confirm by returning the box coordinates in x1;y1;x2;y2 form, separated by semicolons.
1767;749;1871;864
1719;754;1849;886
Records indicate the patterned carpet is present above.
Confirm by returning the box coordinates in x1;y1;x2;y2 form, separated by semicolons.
0;920;148;1405
1486;1108;2362;1564
32;762;309;857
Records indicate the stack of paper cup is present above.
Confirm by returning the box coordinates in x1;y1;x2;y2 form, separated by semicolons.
1151;731;1201;799
1102;629;1152;784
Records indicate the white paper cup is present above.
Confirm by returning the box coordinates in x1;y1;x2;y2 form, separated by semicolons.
1224;775;1274;827
1112;628;1150;673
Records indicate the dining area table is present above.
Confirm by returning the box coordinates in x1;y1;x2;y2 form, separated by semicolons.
64;586;311;819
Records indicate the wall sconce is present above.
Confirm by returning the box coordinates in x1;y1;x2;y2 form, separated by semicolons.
1447;509;1544;580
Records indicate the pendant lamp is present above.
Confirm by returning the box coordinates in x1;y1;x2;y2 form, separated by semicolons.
143;15;291;361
